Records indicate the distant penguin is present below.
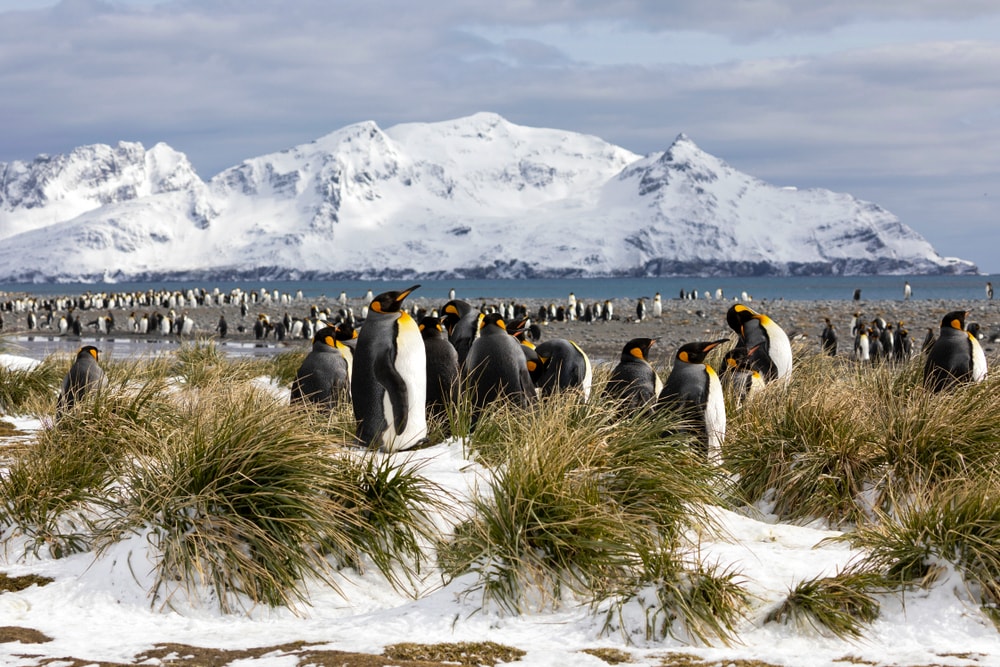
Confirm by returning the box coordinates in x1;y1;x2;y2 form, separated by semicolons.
419;315;460;427
463;312;536;427
924;310;988;392
657;340;729;462
652;292;662;318
820;318;838;356
442;299;482;366
903;281;912;300
351;285;427;451
290;325;351;411
57;346;106;419
726;303;793;382
533;338;593;401
635;298;646;322
988;282;994;300
605;337;662;416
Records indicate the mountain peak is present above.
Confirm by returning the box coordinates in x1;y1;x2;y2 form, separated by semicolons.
0;114;977;280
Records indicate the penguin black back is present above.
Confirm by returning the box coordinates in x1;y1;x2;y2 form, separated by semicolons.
290;325;350;411
419;315;460;426
57;345;106;418
463;312;536;426
605;337;661;416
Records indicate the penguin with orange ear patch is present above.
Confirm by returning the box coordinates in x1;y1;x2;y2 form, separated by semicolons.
605;337;662;416
419;315;460;427
290;325;350;411
352;285;427;451
463;312;536;427
924;310;987;392
57;345;106;419
657;339;729;462
726;303;792;382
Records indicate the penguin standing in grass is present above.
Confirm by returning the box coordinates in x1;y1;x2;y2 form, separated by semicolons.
463;312;536;427
533;338;593;401
442;299;481;366
657;339;729;462
57;345;106;419
290;325;351;411
924;310;987;392
352;285;427;452
726;303;792;382
419;315;460;427
820;318;838;356
605;337;662;416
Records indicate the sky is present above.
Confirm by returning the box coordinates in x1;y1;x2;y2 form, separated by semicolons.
0;0;998;272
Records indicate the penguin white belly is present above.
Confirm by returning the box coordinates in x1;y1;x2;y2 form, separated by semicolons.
970;334;988;382
764;321;793;380
704;366;726;465
381;318;427;452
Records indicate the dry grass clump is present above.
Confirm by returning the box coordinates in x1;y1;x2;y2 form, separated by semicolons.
440;385;747;643
0;355;64;415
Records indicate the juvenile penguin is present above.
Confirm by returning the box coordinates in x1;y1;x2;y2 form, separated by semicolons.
657;339;729;462
726;303;793;382
57;345;106;418
605;337;662;416
533;338;593;401
463;312;536;426
290;325;351;411
924;310;988;392
351;285;427;451
419;315;460;427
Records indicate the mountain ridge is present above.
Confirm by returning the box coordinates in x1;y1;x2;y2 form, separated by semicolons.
0;112;977;282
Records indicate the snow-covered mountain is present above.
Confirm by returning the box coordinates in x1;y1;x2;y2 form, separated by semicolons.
0;112;976;282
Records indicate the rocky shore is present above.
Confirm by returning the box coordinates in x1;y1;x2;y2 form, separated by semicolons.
3;288;1000;365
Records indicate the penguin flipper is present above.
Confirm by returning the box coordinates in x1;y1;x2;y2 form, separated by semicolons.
374;353;410;435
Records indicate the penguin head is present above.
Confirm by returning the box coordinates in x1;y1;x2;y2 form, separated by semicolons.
480;312;508;332
941;310;968;330
676;339;729;364
621;337;658;362
726;303;758;335
313;325;339;348
335;322;358;341
370;284;419;314
442;299;472;318
505;316;530;340
418;315;446;338
78;345;101;361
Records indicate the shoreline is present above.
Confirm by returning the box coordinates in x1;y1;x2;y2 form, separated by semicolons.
3;291;999;364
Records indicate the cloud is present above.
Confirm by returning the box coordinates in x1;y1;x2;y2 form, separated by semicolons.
0;0;998;270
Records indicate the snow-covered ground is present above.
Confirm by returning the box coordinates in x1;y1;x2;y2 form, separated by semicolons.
1;352;998;666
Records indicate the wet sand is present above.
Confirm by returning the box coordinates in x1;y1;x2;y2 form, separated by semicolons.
3;291;1000;365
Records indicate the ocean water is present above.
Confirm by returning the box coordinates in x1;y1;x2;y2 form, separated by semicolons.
0;274;995;303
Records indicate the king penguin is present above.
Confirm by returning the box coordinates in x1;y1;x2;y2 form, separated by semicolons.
924;310;988;392
605;337;662;417
463;312;536;427
726;303;793;382
290;325;351;411
419;315;460;428
351;285;427;451
442;299;482;366
820;317;838;356
533;338;593;401
57;345;106;419
657;339;729;462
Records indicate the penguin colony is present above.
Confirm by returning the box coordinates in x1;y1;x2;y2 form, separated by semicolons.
43;286;992;460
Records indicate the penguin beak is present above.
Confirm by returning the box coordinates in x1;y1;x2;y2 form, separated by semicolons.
396;284;420;304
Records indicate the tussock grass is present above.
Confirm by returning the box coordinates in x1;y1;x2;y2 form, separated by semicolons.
0;355;64;415
764;570;882;639
440;385;745;643
842;480;1000;622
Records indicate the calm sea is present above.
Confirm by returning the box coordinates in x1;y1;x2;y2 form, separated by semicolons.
0;274;994;303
